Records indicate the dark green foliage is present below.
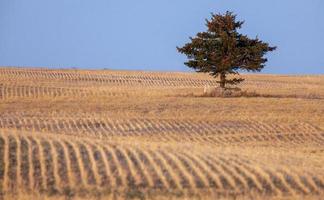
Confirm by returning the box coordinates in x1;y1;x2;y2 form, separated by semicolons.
177;11;276;88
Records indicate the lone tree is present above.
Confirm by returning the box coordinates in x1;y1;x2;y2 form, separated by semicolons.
177;11;276;89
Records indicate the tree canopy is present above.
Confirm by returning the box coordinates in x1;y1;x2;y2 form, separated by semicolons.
177;11;276;89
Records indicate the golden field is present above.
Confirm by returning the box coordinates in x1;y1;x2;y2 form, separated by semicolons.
0;67;323;200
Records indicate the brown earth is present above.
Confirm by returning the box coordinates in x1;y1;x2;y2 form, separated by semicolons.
0;67;323;200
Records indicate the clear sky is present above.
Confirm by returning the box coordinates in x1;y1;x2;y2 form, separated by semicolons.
0;0;323;74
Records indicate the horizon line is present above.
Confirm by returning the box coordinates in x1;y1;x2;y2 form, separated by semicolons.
0;65;323;76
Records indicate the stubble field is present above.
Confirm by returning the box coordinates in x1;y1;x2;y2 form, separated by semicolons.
0;67;323;200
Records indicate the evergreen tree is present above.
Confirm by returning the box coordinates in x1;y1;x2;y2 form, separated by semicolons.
177;11;276;89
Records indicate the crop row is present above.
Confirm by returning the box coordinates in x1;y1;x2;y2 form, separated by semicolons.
0;84;128;99
0;132;323;197
0;68;217;88
0;116;322;144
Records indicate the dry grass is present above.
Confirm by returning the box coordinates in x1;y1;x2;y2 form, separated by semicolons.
0;67;323;200
200;87;322;99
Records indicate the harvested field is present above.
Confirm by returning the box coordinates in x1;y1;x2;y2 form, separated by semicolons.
0;67;323;199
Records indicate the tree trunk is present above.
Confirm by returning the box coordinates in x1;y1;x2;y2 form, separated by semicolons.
220;72;226;89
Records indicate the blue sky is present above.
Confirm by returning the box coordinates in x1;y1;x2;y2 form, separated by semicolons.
0;0;323;74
